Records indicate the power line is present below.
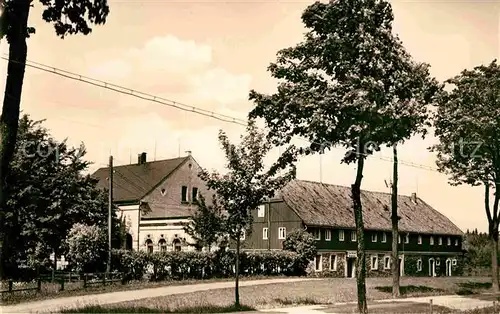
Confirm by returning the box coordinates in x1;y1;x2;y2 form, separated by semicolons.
1;56;440;173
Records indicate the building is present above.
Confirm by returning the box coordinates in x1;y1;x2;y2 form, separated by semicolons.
92;152;212;253
242;179;464;277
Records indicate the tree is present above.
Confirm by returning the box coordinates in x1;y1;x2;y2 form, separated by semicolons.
2;114;120;275
431;60;500;292
199;120;295;308
65;223;107;273
184;194;224;251
282;228;317;274
0;0;110;279
248;1;437;311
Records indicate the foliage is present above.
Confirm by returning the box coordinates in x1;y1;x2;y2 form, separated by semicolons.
2;115;121;274
198;119;296;306
65;223;106;273
111;249;304;282
282;229;317;272
248;1;438;311
184;194;224;251
463;231;493;270
431;60;500;291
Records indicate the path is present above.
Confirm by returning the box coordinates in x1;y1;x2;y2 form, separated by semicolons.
260;295;498;313
1;278;320;314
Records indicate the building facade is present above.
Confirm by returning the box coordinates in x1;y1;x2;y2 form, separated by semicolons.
92;152;213;253
241;180;464;277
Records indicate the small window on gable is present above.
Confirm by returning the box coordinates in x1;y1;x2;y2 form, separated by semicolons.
382;232;387;243
371;255;378;270
192;187;198;202
339;230;345;241
161;188;166;196
263;227;268;240
278;227;286;239
371;233;377;243
257;205;265;218
351;231;357;242
181;186;188;202
418;235;422;244
325;229;331;241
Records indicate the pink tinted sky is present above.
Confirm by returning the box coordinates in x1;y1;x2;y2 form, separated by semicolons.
0;0;498;232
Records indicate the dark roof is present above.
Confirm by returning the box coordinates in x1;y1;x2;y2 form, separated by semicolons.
92;157;189;203
279;180;463;236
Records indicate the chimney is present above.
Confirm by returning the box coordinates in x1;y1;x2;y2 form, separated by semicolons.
138;152;147;164
185;150;192;156
411;192;417;204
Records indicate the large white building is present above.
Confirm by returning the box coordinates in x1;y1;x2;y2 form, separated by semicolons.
92;152;213;252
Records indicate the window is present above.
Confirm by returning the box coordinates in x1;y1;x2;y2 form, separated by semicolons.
173;239;182;252
181;186;188;202
371;255;378;270
384;256;391;270
315;254;322;271
447;237;451;246
240;230;246;241
313;228;321;240
278;227;286;239
417;259;422;271
382;232;387;243
371;233;377;243
438;237;443;245
325;229;331;241
330;255;337;271
339;230;345;241
146;239;153;253
418;235;422;245
351;231;357;242
405;234;409;244
192;187;198;202
452;259;457;266
430;236;434;245
455;238;459;246
159;239;167;252
257;205;265;218
398;235;401;244
436;258;441;266
263;228;268;240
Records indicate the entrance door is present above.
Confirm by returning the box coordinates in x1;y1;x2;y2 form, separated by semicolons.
446;259;452;276
429;258;436;277
346;257;356;278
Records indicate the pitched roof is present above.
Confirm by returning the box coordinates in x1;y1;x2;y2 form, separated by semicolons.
92;156;189;203
279;180;463;236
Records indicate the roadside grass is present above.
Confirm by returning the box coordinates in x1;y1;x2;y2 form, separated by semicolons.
60;276;493;313
59;304;255;313
1;275;291;305
322;302;453;313
374;284;444;295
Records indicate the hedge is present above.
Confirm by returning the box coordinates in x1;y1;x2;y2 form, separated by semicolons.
111;249;306;282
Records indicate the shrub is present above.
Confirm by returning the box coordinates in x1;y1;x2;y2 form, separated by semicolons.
282;229;317;274
111;249;304;282
65;223;107;273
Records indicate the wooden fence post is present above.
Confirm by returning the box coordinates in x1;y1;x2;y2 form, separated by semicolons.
102;273;106;286
37;279;41;292
60;278;65;291
429;299;433;314
8;280;13;292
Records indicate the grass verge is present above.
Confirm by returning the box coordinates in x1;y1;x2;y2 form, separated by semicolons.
59;304;255;313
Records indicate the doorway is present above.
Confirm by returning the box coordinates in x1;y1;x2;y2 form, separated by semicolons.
446;259;452;276
346;257;356;278
429;258;436;277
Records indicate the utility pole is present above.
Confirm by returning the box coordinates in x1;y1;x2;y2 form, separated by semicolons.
107;155;113;275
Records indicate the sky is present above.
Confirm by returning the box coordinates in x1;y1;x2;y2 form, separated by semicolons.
0;0;498;233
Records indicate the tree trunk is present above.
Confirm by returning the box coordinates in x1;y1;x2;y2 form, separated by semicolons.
492;230;499;293
0;0;31;280
235;237;240;308
391;144;400;298
351;155;368;314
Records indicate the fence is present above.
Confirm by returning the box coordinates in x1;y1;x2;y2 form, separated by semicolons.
0;271;125;294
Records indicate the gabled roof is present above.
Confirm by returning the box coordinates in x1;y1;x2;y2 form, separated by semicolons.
279;180;463;236
92;156;189;203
